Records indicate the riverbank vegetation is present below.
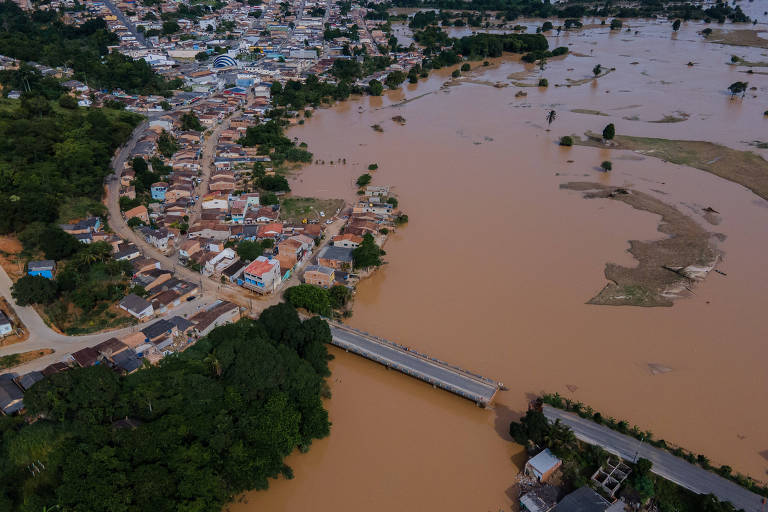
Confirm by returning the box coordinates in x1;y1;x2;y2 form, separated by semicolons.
540;393;768;498
285;284;352;317
0;306;332;511
510;404;744;511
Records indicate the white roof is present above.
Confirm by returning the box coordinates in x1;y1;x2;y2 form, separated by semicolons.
527;448;561;476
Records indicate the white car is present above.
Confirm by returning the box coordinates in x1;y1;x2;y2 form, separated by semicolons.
326;220;333;225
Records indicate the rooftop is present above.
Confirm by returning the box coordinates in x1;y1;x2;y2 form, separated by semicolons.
244;256;278;277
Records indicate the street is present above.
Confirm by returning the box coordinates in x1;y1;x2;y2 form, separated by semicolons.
542;405;766;512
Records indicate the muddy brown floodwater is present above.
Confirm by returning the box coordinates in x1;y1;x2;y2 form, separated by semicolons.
231;18;768;512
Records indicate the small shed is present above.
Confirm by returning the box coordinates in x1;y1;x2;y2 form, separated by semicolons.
525;448;562;483
28;260;56;279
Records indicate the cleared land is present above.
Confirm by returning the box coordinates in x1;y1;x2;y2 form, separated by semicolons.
575;132;768;201
280;197;344;223
560;183;721;307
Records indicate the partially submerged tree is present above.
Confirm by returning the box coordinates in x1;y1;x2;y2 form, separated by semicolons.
545;109;557;130
602;123;615;141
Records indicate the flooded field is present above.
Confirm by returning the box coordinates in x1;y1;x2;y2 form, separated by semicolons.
232;18;768;512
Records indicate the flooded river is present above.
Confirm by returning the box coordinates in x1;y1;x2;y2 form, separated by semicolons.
232;18;768;512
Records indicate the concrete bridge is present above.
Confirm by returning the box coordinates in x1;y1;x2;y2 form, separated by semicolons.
327;322;501;407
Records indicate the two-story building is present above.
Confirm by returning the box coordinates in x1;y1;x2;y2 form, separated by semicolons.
241;256;281;294
304;265;335;288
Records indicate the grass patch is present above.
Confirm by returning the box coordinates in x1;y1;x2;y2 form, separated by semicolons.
57;197;107;224
575;132;768;201
280;197;344;223
571;108;610;116
0;349;54;370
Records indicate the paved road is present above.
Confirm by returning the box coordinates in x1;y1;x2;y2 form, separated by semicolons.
0;264;210;374
542;406;766;512
330;323;498;405
102;0;150;48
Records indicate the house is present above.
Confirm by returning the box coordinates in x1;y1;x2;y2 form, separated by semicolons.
151;182;169;201
112;350;141;374
124;205;149;223
142;228;173;251
179;239;201;260
553;487;611;512
332;233;363;248
304;265;335;288
15;371;43;391
59;217;101;235
241;256;281;293
132;268;172;290
520;487;558;512
131;257;161;275
189;301;241;336
114;243;142;261
0;311;12;337
168;316;195;337
276;237;304;270
525;449;562;483
141;319;176;343
27;260;55;279
318;246;354;271
257;222;283;239
94;338;129;359
0;374;24;415
119;294;154;321
71;346;100;368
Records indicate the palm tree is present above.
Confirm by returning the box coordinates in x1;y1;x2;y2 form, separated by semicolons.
204;352;222;377
545;109;557;130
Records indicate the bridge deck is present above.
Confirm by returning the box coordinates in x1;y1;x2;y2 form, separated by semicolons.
328;322;499;406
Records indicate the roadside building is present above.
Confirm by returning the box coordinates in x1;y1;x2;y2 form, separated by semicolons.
0;373;24;415
524;449;562;483
241;256;281;293
318;246;354;271
304;265;335;288
27;260;55;279
124;205;150;223
189;301;241;336
553;486;611;512
119;294;154;321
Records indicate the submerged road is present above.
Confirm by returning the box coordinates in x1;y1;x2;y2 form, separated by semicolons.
329;323;499;406
542;406;766;512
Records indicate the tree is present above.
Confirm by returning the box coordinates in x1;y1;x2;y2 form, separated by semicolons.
560;135;573;146
352;233;384;269
261;192;278;205
602;123;615;141
610;19;623;30
727;81;748;98
672;19;681;32
162;21;180;35
259;175;290;192
368;79;383;96
601;161;613;171
384;70;406;89
545;109;557;130
284;284;332;316
127;216;145;228
58;94;78;109
40;226;81;260
236;240;264;261
356;174;372;187
367;164;378;171
180;112;203;131
461;63;471;72
11;275;58;305
593;63;602;76
541;21;553;32
538;78;548;87
329;285;351;309
451;69;461;78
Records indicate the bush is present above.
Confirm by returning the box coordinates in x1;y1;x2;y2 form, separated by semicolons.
329;285;351;309
460;63;470;72
58;94;78;109
538;78;548;87
560;136;573;146
541;21;553;32
451;69;460;78
602;123;615;140
367;163;378;171
368;79;383;96
601;161;613;171
610;19;623;30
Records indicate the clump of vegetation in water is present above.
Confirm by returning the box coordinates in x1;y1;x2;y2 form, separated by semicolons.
371;124;383;132
560;136;573;146
461;63;470;72
368;163;379;171
538;78;548;87
727;81;748;98
610;18;623;30
395;213;409;225
603;123;616;141
356;174;372;187
391;115;406;124
601;161;613;171
451;69;460;78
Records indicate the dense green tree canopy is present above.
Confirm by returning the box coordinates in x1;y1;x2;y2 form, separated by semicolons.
284;284;332;316
352;233;384;269
11;274;58;305
0;307;332;511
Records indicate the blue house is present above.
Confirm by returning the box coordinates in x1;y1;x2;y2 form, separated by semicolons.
27;260;55;279
151;182;168;201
